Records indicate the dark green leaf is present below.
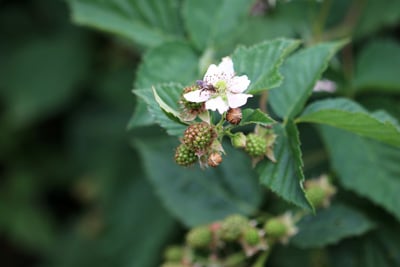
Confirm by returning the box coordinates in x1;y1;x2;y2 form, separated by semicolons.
134;137;263;226
68;0;183;47
353;39;400;93
182;0;252;51
239;109;276;126
297;98;400;147
269;40;346;119
257;122;312;210
320;126;400;221
232;39;301;94
291;204;375;248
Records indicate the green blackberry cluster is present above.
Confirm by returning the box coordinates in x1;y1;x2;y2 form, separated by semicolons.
219;214;249;242
186;226;212;249
305;186;326;208
181;86;204;111
175;144;197;167
244;133;267;157
264;218;287;239
183;122;215;151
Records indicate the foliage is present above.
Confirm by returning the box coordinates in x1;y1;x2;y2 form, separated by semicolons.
1;0;400;266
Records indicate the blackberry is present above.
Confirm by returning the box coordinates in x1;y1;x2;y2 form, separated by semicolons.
175;144;197;166
245;134;267;157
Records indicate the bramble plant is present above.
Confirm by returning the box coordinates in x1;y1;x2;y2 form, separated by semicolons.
3;0;398;266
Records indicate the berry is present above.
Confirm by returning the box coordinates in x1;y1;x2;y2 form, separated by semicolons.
244;134;267;157
181;86;204;111
219;214;248;242
208;152;222;167
226;108;242;125
186;226;212;249
264;218;287;239
243;227;260;246
163;246;184;262
306;186;326;208
175;144;197;166
183;122;215;151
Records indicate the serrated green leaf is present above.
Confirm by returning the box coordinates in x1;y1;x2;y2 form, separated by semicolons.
152;87;181;121
239;109;276;126
129;41;199;129
67;0;183;47
320;126;400;221
133;137;263;227
269;40;346;119
232;39;301;94
297;98;400;147
133;83;187;136
291;204;375;248
182;0;252;51
353;39;400;93
257;122;312;211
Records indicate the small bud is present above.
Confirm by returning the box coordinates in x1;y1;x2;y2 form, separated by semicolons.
264;213;298;244
183;122;215;151
175;144;197;167
219;214;248;242
243;227;260;246
244;133;267;158
186;226;212;249
226;108;242;125
231;132;247;148
305;175;336;208
163;246;184;262
207;152;222;167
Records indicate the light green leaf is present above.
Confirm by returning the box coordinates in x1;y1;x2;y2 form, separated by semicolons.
320;126;400;221
133;83;187;136
257;122;312;211
269;40;346;119
297;98;400;147
232;39;301;94
67;0;183;47
239;109;276;126
353;39;400;93
291;204;375;248
134;137;263;227
129;41;199;129
182;0;252;51
152;87;181;121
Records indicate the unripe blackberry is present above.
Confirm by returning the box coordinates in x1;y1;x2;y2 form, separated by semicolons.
226;108;242;125
306;186;326;208
186;226;212;249
219;214;248;242
183;122;215;151
181;86;204;111
208;152;222;167
243;227;260;246
163;246;184;262
244;134;267;157
264;218;287;239
175;144;197;166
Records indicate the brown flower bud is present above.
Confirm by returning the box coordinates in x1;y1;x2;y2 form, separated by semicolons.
207;152;222;167
226;108;242;125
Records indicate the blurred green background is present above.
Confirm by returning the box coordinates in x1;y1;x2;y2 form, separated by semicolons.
0;0;177;266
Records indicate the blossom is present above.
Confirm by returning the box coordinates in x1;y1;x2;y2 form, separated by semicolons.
183;57;252;114
312;79;337;93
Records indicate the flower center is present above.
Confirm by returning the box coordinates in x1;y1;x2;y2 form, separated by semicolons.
215;80;227;94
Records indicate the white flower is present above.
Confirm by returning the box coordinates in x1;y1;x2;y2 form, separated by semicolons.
184;57;252;114
312;79;337;93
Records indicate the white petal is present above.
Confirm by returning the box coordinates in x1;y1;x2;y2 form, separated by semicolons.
227;93;253;108
203;64;220;85
205;96;229;114
183;90;210;102
228;75;251;93
218;57;234;77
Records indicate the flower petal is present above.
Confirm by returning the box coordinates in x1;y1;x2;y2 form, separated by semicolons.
183;90;210;102
205;96;229;114
204;57;235;85
227;93;253;108
218;57;234;77
228;75;251;93
203;64;220;85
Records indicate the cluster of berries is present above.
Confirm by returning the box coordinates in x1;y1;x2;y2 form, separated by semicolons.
160;213;297;267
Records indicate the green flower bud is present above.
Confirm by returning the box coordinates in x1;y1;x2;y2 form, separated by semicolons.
231;132;247;148
186;226;212;249
264;218;287;239
243;227;260;246
306;186;326;208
